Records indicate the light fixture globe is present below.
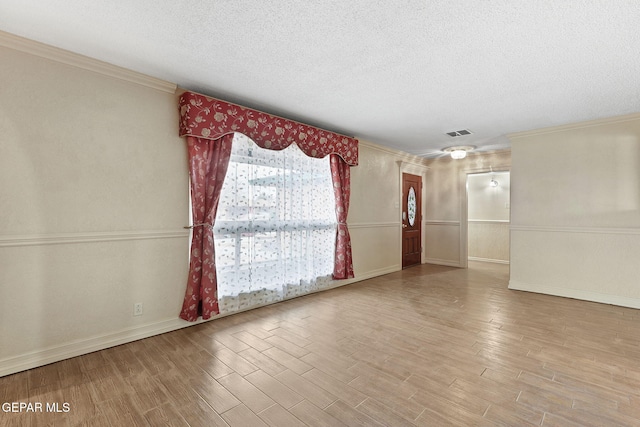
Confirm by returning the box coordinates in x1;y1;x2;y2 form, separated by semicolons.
442;145;475;160
450;149;467;160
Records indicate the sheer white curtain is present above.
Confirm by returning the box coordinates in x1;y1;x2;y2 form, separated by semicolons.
214;134;337;314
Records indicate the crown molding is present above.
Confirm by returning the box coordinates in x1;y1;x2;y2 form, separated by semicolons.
508;112;640;140
358;140;429;168
358;139;405;156
0;30;177;94
466;148;512;158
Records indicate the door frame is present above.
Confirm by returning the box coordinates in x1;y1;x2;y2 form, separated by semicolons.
460;166;511;268
397;161;429;267
402;172;422;268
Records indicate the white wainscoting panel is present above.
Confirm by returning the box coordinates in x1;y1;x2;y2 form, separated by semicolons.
468;220;509;263
509;227;640;308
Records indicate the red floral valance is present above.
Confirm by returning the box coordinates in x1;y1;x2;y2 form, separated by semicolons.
179;91;358;166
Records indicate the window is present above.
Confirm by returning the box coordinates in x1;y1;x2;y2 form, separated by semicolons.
213;134;336;313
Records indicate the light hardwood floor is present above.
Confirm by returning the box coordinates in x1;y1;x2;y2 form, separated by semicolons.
2;262;640;426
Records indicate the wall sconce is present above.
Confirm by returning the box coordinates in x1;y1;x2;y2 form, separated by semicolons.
442;145;475;160
489;166;499;187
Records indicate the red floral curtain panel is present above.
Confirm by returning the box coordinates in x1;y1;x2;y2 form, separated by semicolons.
178;91;358;320
179;134;233;321
330;155;355;279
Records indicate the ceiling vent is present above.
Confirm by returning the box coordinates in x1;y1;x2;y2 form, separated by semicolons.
446;129;472;137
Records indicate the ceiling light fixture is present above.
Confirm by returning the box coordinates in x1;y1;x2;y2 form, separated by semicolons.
451;150;467;160
442;145;475;160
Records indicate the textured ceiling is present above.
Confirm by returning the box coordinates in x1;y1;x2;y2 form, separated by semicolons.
1;1;639;157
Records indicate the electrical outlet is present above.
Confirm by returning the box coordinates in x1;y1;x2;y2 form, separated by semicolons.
505;202;510;209
134;303;143;316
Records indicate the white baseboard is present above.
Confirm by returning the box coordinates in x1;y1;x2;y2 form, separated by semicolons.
508;280;640;310
468;257;510;265
0;265;402;377
424;258;462;267
0;318;196;377
340;265;402;286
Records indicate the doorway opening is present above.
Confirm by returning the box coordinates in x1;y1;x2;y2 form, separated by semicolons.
466;171;510;266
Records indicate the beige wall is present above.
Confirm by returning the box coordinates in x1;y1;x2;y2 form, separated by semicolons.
467;172;510;221
347;141;429;279
0;35;190;376
509;113;640;308
467;222;510;263
425;150;511;267
0;33;430;376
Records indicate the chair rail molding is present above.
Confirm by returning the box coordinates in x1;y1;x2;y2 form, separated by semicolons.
510;225;640;235
0;230;189;247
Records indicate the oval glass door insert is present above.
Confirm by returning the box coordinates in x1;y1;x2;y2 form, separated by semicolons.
407;186;416;226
